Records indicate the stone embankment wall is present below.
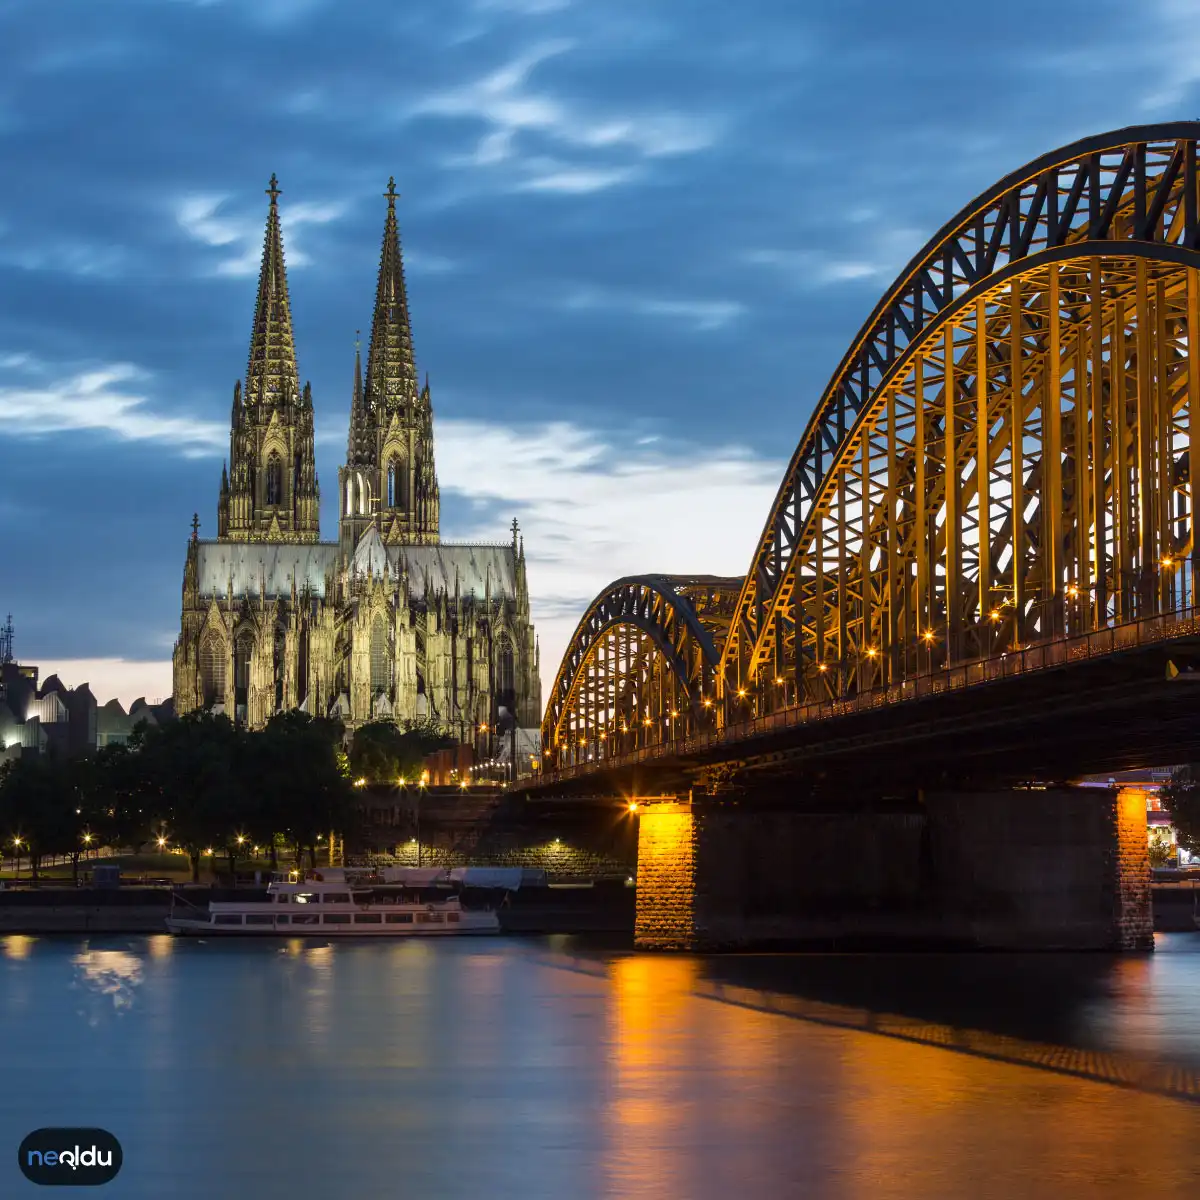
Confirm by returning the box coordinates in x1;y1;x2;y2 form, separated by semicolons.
355;790;637;880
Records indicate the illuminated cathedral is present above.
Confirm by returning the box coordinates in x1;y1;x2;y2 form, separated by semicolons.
172;177;541;747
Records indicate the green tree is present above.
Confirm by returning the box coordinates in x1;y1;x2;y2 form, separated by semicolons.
138;712;245;883
348;719;454;784
0;754;80;881
1149;829;1178;868
1159;765;1200;860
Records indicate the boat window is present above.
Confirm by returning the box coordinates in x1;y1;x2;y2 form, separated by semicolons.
246;914;274;925
295;892;319;905
275;894;290;904
354;913;382;924
385;913;414;924
291;913;319;925
323;893;350;904
447;913;459;923
215;914;243;925
276;915;290;924
323;914;351;924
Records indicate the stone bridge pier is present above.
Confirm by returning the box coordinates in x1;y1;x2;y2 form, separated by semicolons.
633;787;1153;952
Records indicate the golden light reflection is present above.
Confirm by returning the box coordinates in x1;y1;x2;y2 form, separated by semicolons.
2;934;34;960
146;935;174;961
834;1016;1199;1199
604;956;699;1197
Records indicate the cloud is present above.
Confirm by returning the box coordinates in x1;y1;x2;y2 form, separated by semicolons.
0;236;130;279
516;162;640;193
161;0;329;24
743;227;926;291
1138;0;1200;108
473;0;570;13
175;194;348;277
0;357;225;455
435;417;782;693
562;285;745;331
36;659;173;709
415;40;718;192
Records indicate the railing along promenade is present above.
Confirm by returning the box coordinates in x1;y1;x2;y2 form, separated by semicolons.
540;605;1200;784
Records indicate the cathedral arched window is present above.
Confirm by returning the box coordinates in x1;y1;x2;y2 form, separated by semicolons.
495;635;515;704
387;461;396;508
199;635;226;707
266;454;282;506
370;616;389;698
273;626;287;712
234;628;254;720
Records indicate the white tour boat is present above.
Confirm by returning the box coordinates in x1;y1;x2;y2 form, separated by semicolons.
165;868;502;937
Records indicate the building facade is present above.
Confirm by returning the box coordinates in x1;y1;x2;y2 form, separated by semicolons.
172;178;541;747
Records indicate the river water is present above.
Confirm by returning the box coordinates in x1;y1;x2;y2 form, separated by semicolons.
3;932;1200;1198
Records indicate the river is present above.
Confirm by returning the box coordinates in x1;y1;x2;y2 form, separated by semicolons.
2;932;1199;1198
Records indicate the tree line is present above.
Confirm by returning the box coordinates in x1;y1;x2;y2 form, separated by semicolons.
0;711;455;884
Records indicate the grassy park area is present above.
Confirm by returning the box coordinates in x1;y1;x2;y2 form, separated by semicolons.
0;850;284;884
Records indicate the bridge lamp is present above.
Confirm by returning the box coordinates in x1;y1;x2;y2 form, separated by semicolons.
235;834;246;846
703;698;712;708
81;832;93;845
774;676;784;684
1065;585;1079;599
1162;556;1176;569
817;664;828;673
737;688;747;698
989;610;1001;622
670;710;678;718
865;648;878;659
156;835;167;849
628;801;639;813
922;631;935;644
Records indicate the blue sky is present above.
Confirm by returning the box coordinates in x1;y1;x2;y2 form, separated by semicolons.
0;0;1193;706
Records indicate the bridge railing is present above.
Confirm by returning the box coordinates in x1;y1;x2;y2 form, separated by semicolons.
538;605;1200;783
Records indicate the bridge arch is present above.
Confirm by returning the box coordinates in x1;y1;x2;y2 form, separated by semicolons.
720;123;1200;714
541;575;741;769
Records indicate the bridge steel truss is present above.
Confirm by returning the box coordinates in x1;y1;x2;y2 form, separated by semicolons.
542;576;741;769
720;122;1200;718
540;123;1200;768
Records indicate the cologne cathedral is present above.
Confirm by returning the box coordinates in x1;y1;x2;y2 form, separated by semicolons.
172;177;541;747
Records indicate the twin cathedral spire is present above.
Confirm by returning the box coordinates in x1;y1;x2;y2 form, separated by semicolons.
216;175;440;550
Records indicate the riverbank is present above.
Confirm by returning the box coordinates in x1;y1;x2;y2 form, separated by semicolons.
0;882;1190;939
0;883;636;935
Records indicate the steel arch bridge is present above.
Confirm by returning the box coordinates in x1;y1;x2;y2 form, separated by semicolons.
542;123;1200;775
541;576;741;762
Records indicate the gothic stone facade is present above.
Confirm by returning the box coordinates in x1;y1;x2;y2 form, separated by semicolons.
173;177;541;745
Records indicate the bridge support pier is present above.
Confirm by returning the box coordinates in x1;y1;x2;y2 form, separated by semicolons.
633;787;1152;952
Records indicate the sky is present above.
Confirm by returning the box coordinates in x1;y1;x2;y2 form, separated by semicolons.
0;0;1195;709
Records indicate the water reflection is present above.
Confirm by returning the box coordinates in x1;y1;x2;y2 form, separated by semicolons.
2;937;1200;1199
2;934;33;959
71;948;144;1018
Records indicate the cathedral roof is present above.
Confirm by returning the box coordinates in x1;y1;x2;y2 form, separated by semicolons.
194;539;519;601
351;526;388;579
196;541;337;598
